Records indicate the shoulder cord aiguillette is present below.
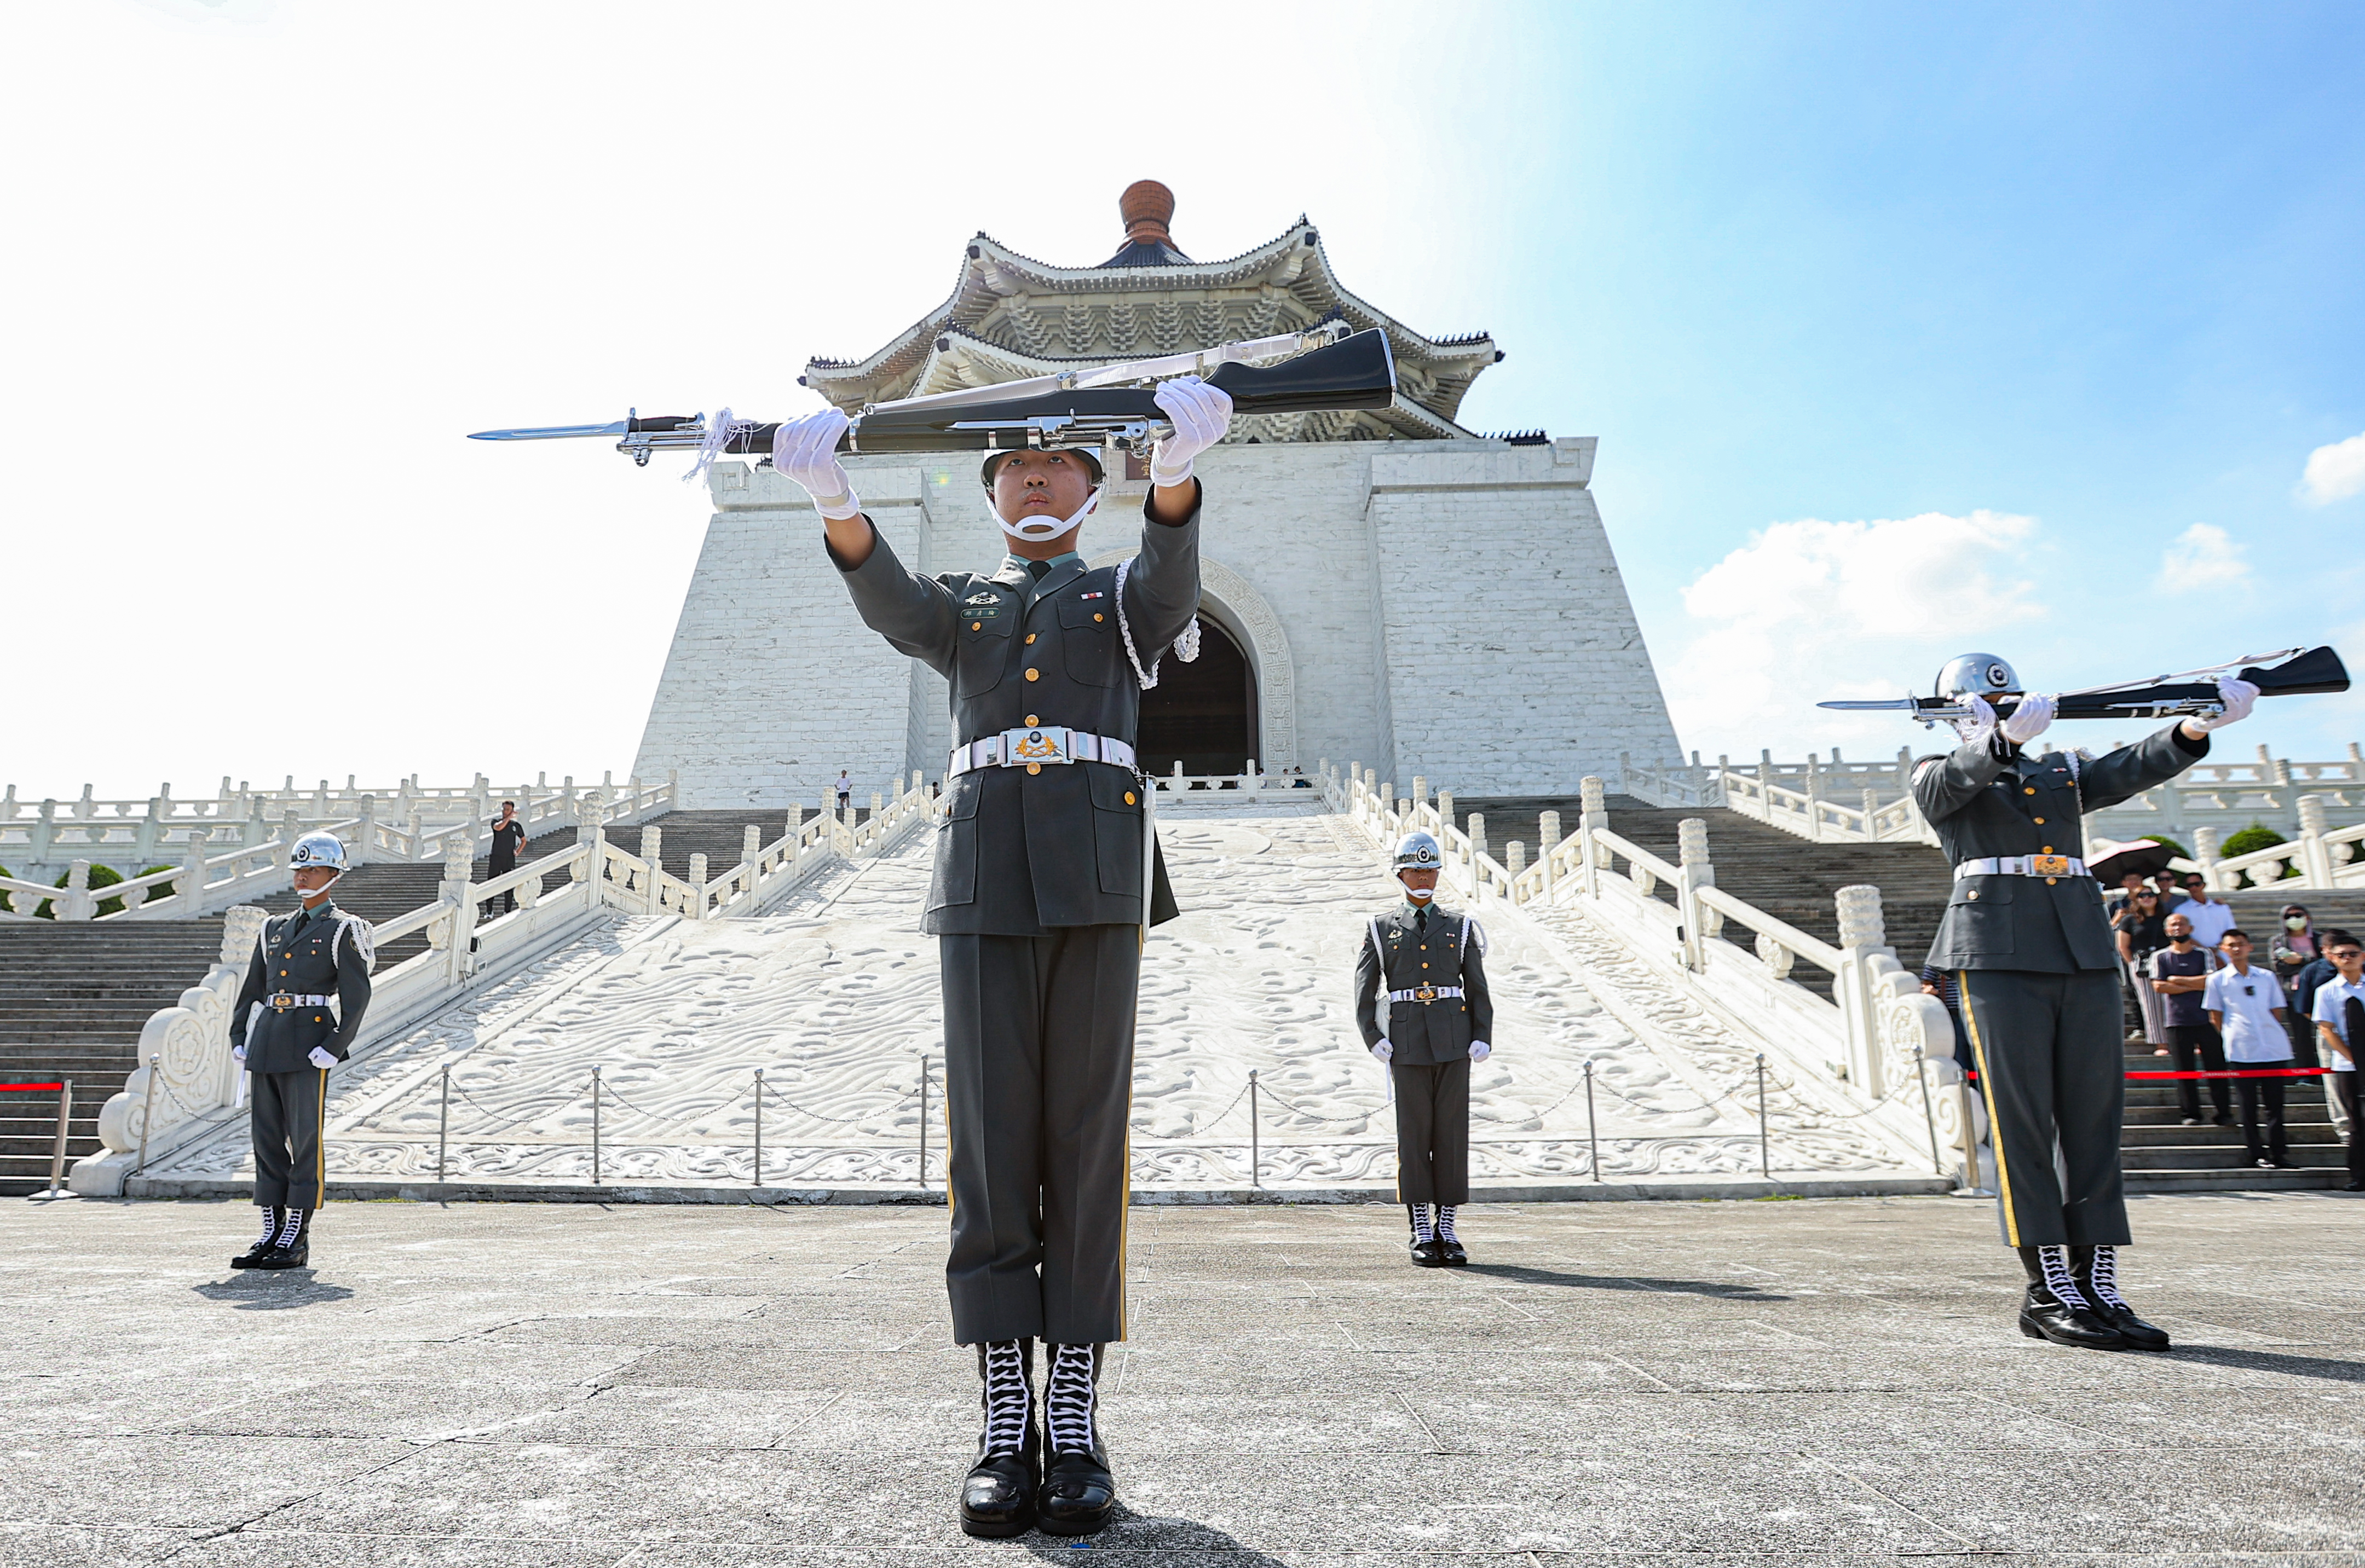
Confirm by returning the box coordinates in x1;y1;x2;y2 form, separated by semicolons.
1112;558;1201;692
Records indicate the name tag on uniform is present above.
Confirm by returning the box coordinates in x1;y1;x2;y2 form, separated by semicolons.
2029;854;2071;876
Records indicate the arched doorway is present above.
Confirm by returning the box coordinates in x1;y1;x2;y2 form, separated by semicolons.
1136;617;1258;776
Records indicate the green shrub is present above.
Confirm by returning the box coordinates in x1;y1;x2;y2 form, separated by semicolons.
2139;834;2190;860
33;863;127;919
2218;823;2297;888
0;864;13;915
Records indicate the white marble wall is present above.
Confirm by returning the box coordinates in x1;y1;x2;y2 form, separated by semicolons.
636;437;1681;807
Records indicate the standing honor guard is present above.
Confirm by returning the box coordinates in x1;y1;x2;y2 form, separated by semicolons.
227;832;374;1270
1913;655;2256;1351
1353;831;1494;1266
768;373;1231;1539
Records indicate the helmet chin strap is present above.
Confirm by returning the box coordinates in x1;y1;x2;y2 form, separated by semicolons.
997;484;1102;544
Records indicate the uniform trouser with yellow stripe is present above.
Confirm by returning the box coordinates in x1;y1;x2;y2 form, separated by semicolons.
249;1068;328;1211
1958;968;2128;1248
939;927;1137;1347
1391;1058;1471;1205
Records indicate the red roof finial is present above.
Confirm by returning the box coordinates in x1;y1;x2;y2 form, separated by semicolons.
1119;180;1175;246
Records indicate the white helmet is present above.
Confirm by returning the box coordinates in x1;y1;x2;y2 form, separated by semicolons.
1392;831;1443;872
1935;653;2021;704
289;831;351;872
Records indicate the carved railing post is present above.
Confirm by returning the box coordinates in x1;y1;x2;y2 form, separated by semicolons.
1676;818;1714;971
1803;756;1824;842
1539;810;1562;898
576;790;605;902
355;795;379;864
2297;794;2337;888
58;860;95;922
1861;788;1882;841
2193;826;2224;892
687;853;708;920
1578;776;1604;899
440;834;477;986
639;825;664;915
1835;883;1889;1096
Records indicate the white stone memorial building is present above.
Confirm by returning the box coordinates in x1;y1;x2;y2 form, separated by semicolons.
633;183;1680;806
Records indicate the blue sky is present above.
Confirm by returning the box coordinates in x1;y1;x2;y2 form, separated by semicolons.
7;1;2362;793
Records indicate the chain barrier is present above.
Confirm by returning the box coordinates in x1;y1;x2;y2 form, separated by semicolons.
1129;1081;1253;1142
751;1074;919;1129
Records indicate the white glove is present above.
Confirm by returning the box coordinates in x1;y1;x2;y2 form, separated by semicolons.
2188;676;2259;732
1999;693;2056;748
308;1046;337;1070
1148;376;1233;487
1469;1040;1492;1063
1950;695;1998;747
770;408;860;521
1370;1038;1394;1064
230;1042;246;1063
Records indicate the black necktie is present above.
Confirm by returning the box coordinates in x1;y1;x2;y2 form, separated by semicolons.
1026;559;1050;581
1416;906;1429;935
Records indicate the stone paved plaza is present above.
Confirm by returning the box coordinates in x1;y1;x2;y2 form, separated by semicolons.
5;1192;2362;1565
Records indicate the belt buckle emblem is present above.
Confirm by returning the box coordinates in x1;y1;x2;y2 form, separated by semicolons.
2029;853;2070;876
1414;985;1438;1003
269;994;296;1011
1010;727;1068;765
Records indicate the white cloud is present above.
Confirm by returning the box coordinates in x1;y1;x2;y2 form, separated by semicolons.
1662;511;2046;759
2300;431;2365;506
2154;522;2251;594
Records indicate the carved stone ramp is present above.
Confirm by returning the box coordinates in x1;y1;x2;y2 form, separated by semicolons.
133;794;1943;1204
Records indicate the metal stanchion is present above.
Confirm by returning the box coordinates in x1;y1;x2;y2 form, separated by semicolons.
917;1057;930;1194
752;1068;764;1187
1913;1048;1943;1176
1755;1054;1770;1182
590;1066;602;1186
1584;1060;1601;1183
47;1080;73;1197
135;1053;155;1178
1248;1070;1261;1191
436;1066;451;1183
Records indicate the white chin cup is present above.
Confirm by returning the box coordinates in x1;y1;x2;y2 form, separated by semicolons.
997;484;1100;543
301;870;342;896
1403;884;1435;902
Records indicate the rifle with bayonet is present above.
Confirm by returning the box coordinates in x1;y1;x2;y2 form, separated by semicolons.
468;320;1393;468
1816;645;2350;728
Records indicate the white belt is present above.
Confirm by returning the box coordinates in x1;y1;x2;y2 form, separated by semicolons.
948;727;1137;778
1954;855;2091;880
1387;985;1466;1004
266;992;334;1010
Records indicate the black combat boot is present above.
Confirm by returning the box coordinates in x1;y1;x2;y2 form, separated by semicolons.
1434;1204;1468;1266
254;1207;309;1269
1036;1341;1115;1536
2074;1244;2171;1351
232;1207;280;1269
960;1339;1039;1537
1407;1204;1444;1267
2015;1245;2124;1350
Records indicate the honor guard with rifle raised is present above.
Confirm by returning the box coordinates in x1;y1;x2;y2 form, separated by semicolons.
1354;831;1495;1266
226;832;374;1270
768;373;1229;1540
1910;655;2257;1351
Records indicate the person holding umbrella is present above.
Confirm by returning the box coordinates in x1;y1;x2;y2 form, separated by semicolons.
2091;838;2178;1056
2270;904;2322;1067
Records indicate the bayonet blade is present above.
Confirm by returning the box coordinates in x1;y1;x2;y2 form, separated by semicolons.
467;420;631;442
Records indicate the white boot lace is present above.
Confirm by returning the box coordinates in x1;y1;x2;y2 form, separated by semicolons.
1435;1205;1458;1242
979;1340;1031;1458
1043;1343;1099;1456
2038;1245;2091;1310
2085;1245;2130;1311
1408;1204;1434;1243
256;1207;279;1245
274;1208;305;1249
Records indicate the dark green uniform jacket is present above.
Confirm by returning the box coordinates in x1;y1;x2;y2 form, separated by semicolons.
1915;724;2206;972
834;503;1198;936
1353;903;1495;1066
228;899;375;1073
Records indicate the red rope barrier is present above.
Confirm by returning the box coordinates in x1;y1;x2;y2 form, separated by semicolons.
0;1083;66;1093
2126;1068;2332;1080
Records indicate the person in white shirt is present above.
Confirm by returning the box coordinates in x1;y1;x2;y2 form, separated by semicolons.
2202;930;2292;1170
2309;934;2365;1191
2177;877;2237;949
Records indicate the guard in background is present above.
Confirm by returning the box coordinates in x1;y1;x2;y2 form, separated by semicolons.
227;832;374;1270
1354;831;1493;1267
770;374;1229;1540
1913;654;2256;1352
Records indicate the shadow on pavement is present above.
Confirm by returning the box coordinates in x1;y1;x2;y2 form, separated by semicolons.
2171;1344;2365;1382
1461;1262;1792;1301
193;1272;355;1310
1025;1508;1289;1563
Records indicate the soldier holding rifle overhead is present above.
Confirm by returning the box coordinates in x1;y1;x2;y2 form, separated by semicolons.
1911;655;2257;1352
768;371;1229;1540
